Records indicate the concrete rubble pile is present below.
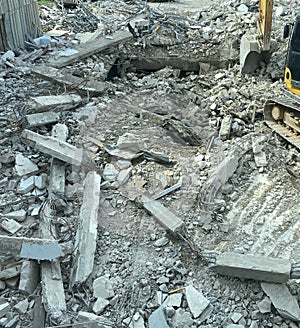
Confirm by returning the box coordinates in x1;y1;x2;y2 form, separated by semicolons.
1;0;300;327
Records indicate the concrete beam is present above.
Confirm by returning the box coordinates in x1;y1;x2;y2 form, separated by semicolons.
23;112;60;128
211;252;291;283
70;171;101;286
32;66;106;96
39;124;68;318
29;94;82;113
139;195;184;233
50;29;133;68
0;235;62;260
22;129;83;166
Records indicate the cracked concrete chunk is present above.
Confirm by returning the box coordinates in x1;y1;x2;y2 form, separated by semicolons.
103;163;119;182
15;153;38;176
162;293;182;308
14;299;29;315
19;260;40;294
93;298;109;315
257;297;272;314
93;276;114;299
0;218;22;234
17;176;35;194
261;282;300;321
124;312;145;328
211;252;291;283
172;308;193;328
185;285;210;318
149;307;170;328
231;312;243;323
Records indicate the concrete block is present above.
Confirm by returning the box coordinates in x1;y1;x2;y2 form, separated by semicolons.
211;252;291;283
139;195;184;233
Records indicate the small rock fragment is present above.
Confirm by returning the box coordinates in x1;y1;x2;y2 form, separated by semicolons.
15;154;38;176
14;299;29;315
93;276;114;299
257;297;272;314
92;298;109;315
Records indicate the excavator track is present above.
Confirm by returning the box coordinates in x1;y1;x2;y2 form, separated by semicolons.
264;95;300;150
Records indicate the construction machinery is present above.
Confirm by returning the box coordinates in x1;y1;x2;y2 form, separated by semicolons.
240;1;300;149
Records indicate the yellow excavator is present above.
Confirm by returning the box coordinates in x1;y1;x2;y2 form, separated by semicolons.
240;0;300;149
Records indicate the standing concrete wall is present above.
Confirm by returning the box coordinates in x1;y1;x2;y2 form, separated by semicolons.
0;0;41;51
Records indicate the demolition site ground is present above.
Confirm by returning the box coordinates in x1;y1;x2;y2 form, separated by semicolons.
1;0;300;327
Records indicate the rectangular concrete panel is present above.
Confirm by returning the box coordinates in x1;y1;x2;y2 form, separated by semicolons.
211;252;291;283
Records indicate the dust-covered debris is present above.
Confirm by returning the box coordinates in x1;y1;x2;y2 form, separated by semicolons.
1;0;300;326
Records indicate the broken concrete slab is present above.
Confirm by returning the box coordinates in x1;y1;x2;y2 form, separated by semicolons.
19;260;40;294
0;218;22;234
261;282;300;321
22;129;83;166
23;112;60;128
0;235;62;260
15;153;39;176
211;252;291;283
70;171;101;286
32;66;106;96
130;54;230;72
28;94;82;113
139;195;184;233
149;306;170;328
185;285;210;318
50;29;133;68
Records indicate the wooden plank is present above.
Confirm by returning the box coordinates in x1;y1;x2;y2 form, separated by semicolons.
49;29;133;68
